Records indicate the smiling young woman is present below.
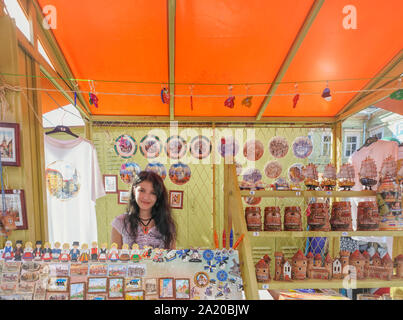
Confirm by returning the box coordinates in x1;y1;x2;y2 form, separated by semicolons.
111;171;177;249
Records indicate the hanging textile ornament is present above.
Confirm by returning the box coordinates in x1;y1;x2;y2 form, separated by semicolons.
292;83;299;108
224;85;235;108
241;86;252;107
161;87;170;104
88;80;99;108
321;81;332;101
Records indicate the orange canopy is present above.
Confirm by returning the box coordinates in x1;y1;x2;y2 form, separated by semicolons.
36;0;403;120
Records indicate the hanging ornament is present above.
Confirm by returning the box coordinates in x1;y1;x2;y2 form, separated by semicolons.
88;80;99;108
321;81;332;101
293;83;300;108
190;85;194;111
241;86;252;107
161;86;170;104
224;85;235;108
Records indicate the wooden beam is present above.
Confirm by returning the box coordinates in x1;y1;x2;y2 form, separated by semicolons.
336;50;403;121
167;0;176;120
255;0;325;120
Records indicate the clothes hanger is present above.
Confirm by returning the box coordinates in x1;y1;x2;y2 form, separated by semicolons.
45;110;79;138
356;136;378;152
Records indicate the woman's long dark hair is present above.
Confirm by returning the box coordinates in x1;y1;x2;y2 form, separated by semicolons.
123;171;176;249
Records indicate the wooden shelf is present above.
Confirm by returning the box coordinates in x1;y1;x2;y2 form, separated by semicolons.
259;278;403;290
240;190;376;198
249;230;403;238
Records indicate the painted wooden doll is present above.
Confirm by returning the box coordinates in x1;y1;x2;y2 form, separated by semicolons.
22;241;34;261
41;242;53;262
59;243;71;262
33;241;43;261
119;243;130;262
141;245;152;260
90;241;98;262
98;243;108;262
79;243;89;263
70;241;81;262
52;242;61;261
2;240;14;261
152;248;164;263
13;240;23;261
130;243;141;263
108;243;119;262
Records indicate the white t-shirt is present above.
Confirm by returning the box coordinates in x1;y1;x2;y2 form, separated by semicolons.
44;135;105;245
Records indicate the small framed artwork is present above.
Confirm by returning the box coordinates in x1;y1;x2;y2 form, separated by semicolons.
70;282;86;300
45;292;69;300
108;277;124;299
125;290;145;300
108;264;127;277
70;263;89;276
169;190;183;209
125;277;142;292
144;278;157;296
0;190;28;230
87;277;108;294
159;277;175;299
0;122;20;166
47;276;69;292
88;263;108;277
175;278;190;300
103;174;118;194
86;293;107;300
118;190;130;205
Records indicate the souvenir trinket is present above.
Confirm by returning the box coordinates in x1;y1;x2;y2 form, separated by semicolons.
90;241;98;262
321;164;337;190
2;240;14;261
337;163;355;190
189;249;202;262
307;202;330;231
22;241;34;261
119;244;130;262
164;250;176;262
255;254;271;283
13;240;23;261
70;241;80;262
357;201;380;231
284;206;302;231
41;242;53;262
130;243;141;263
33;241;43;261
292;136;313;159
330;201;352;231
264;206;281;231
152;248;164;263
302;163;319;190
245;207;262;231
59;243;71;262
79;243;89;263
269;136;289;158
98;243;108;262
52;242;61;261
108;243;119;262
359;156;377;190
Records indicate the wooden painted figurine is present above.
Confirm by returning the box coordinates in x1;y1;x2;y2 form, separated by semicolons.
52;242;61;261
33;241;43;261
41;242;53;262
22;241;34;261
70;241;81;262
98;243;108;262
79;243;89;263
141;245;152;260
2;240;14;261
59;243;71;262
119;244;130;262
152;248;164;263
130;243;141;263
90;241;98;262
13;240;23;261
108;243;119;262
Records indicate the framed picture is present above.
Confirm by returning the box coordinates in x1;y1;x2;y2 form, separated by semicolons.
169;190;183;209
86;293;107;300
159;277;175;299
125;290;144;300
0;190;28;230
70;282;86;300
47;276;69;292
144;278;157;295
87;277;108;293
125;277;142;291
108;264;127;277
70;263;89;276
108;277;124;299
118;190;130;205
175;278;190;300
88;263;108;276
45;292;69;300
0;122;20;166
103;174;118;194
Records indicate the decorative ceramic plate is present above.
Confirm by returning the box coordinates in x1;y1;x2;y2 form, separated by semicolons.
139;135;162;159
189;135;212;159
114;135;137;158
242;168;262;184
165;135;187;159
145;162;167;180
169;162;191;185
243;196;262;206
119;162;141;185
288;163;305;184
292;136;313;159
268;136;289;158
264;161;282;179
217;136;239;158
243;139;264;161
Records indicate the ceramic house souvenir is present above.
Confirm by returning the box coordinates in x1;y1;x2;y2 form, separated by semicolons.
98;243;108;262
79;243;89;263
59;243;71;262
70;241;81;262
291;250;307;280
357;201;380;231
33;241;43;261
245;207;262;231
13;240;23;261
41;242;53;262
359;156;377;190
321;163;337;190
2;240;14;261
307;202;330;231
337;163;355;190
22;241;34;261
284;207;302;231
108;243;119;262
255;255;271;283
90;241;98;262
264;206;281;231
330;202;353;231
394;255;403;278
52;242;62;261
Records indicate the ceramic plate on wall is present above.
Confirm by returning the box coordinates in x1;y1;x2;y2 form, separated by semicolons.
165;135;187;159
114;134;137;158
243;139;264;161
288;163;305;183
268;136;289;158
189;135;212;159
145;162;167;180
217;136;239;158
120;162;141;185
242;168;262;184
243;196;262;206
292;136;313;159
139;135;162;159
264;160;282;179
169;162;191;185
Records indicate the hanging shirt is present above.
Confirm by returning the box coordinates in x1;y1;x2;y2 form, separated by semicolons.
44;135;105;245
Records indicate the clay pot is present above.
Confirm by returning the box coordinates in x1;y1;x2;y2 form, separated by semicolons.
357;201;379;231
245;207;262;231
284;206;302;231
264;206;281;231
330;201;352;231
307;202;330;231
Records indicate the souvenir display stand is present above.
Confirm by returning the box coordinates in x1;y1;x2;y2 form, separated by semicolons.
224;163;403;299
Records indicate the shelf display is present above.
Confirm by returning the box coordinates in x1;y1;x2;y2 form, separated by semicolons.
330;201;353;231
337;163;355;190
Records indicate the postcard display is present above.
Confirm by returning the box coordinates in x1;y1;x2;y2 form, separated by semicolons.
0;245;243;300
